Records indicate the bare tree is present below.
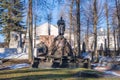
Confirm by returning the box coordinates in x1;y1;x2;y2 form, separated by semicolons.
111;8;118;56
69;0;74;45
28;0;33;64
33;15;37;48
83;0;104;61
104;0;110;56
93;0;98;61
85;18;90;51
82;0;104;53
76;0;81;56
33;0;37;48
115;0;120;55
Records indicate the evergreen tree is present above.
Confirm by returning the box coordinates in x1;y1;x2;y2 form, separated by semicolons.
0;0;25;46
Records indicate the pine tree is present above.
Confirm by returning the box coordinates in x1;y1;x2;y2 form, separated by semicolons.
0;0;25;46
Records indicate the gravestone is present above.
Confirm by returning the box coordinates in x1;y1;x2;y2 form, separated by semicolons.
81;42;91;68
9;31;26;54
9;31;24;48
9;31;19;48
100;43;104;56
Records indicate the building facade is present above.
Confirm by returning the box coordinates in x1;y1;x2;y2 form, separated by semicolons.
88;28;118;51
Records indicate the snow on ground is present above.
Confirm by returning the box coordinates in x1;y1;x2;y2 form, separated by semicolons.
0;48;28;59
0;63;30;70
0;52;28;59
94;66;109;71
9;63;30;69
104;71;120;77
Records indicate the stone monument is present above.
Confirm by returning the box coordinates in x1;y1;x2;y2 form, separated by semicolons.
50;17;73;68
9;31;25;53
36;41;48;57
9;31;24;48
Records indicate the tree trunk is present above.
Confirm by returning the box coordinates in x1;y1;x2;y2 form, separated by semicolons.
34;15;36;48
113;29;116;56
28;0;33;64
115;0;120;55
76;0;81;56
7;1;12;48
86;19;90;51
105;1;110;56
93;0;98;62
69;0;74;45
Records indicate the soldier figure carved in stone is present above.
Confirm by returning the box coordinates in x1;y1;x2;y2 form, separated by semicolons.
57;17;65;35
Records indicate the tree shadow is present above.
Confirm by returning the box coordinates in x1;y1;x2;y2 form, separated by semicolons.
75;70;103;78
0;68;63;75
0;73;72;80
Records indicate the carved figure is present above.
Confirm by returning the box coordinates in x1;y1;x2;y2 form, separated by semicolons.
57;17;65;35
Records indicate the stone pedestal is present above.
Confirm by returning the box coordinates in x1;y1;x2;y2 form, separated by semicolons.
50;35;73;58
50;35;73;68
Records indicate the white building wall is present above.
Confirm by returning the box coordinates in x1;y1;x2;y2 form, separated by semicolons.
89;35;117;51
36;22;58;37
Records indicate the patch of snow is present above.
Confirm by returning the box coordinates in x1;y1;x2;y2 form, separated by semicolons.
94;66;110;71
104;71;120;77
0;63;30;70
81;52;91;60
114;56;120;62
0;53;28;59
9;63;30;69
91;63;98;67
6;53;28;59
0;48;17;54
99;56;113;62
